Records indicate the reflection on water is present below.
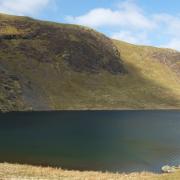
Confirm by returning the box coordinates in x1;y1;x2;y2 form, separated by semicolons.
0;110;180;172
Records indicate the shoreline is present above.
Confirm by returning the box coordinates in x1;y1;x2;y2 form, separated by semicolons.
0;163;180;180
1;108;180;113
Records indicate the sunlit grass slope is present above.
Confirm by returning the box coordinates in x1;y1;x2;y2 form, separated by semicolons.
113;40;180;109
0;13;180;111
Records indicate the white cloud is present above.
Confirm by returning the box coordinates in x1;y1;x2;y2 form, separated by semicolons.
111;30;148;45
161;39;180;51
0;0;51;16
153;13;180;51
66;0;154;30
153;13;180;38
66;0;180;51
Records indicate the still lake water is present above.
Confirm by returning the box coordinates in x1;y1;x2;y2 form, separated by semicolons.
0;110;180;173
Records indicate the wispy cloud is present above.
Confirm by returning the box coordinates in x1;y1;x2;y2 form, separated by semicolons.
111;30;149;44
66;0;180;51
161;39;180;50
0;0;51;16
153;13;180;50
66;0;154;30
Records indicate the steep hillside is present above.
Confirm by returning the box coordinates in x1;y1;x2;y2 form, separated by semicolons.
0;14;180;111
113;40;180;108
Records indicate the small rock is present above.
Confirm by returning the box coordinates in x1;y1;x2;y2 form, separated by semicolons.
161;165;179;173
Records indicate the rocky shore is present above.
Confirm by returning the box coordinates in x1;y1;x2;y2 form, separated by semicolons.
162;165;180;173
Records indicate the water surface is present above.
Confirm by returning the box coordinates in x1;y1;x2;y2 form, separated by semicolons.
0;110;180;172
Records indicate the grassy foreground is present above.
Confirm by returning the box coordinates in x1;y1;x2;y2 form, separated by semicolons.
0;163;180;180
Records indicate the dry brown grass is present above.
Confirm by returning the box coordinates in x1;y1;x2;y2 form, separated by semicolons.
0;163;180;180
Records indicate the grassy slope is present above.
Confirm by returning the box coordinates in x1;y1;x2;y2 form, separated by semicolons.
0;163;180;180
0;14;180;111
113;40;180;109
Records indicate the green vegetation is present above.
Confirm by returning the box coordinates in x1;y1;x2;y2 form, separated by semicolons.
0;163;180;180
0;13;180;111
0;26;21;35
112;40;180;109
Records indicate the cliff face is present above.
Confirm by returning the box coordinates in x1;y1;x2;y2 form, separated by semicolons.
0;14;180;111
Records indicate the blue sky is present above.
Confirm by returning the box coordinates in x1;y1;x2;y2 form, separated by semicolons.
0;0;180;51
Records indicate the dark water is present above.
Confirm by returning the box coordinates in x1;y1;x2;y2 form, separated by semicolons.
0;111;180;173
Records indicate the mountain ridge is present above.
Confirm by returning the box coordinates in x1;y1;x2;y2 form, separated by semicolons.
0;13;180;111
